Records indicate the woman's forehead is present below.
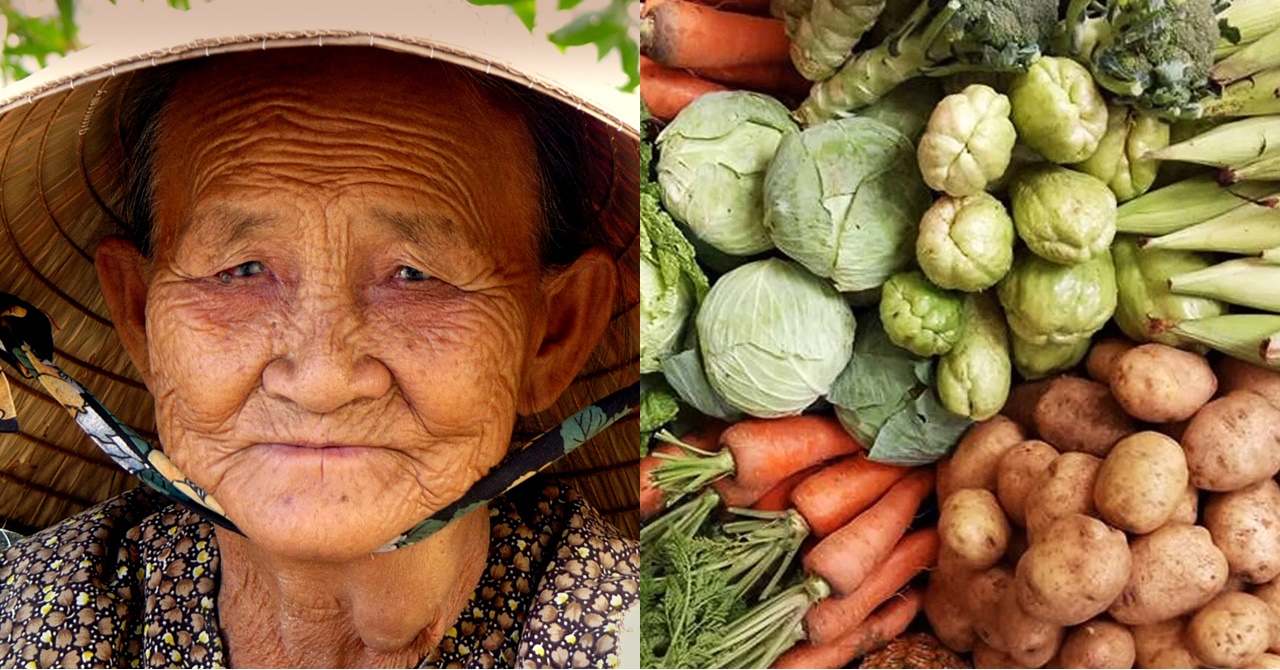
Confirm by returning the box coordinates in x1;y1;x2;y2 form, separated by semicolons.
147;48;544;261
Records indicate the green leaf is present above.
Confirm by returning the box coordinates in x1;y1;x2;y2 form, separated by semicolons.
548;7;627;48
559;0;587;9
826;312;931;445
868;388;973;467
467;0;537;31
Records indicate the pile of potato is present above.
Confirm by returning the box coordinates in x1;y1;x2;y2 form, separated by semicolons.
925;338;1280;668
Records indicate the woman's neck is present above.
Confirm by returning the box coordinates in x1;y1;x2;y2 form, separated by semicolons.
214;505;490;668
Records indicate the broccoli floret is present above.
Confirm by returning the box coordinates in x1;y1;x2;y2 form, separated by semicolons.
1058;0;1219;116
796;0;1058;124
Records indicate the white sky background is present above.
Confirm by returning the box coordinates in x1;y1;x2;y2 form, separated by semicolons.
8;0;639;123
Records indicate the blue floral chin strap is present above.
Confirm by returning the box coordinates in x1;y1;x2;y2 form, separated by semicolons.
0;292;638;552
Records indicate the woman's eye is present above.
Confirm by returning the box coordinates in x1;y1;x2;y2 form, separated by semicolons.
217;261;265;284
396;266;429;282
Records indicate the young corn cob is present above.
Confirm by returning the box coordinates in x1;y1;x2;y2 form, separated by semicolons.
1148;116;1280;168
1217;0;1280;59
1164;314;1280;368
1266;331;1280;363
790;0;887;81
1222;150;1280;183
1169;258;1280;311
1262;246;1280;263
1116;176;1280;235
1213;27;1280;84
1201;67;1280;117
1141;204;1280;253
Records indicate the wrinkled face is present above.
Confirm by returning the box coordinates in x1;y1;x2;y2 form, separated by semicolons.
139;50;547;558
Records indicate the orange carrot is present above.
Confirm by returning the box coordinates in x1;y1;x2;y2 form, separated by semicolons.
641;0;792;69
686;0;773;15
692;61;810;95
771;589;924;669
803;469;935;596
723;415;862;490
640;444;685;520
752;466;820;512
804;529;939;645
641;56;728;123
791;455;909;537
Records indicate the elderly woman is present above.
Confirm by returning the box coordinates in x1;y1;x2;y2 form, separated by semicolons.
0;3;639;668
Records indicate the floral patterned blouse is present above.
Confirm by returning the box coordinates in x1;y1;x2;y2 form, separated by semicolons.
0;479;638;668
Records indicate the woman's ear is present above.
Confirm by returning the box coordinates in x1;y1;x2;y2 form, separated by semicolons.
518;247;619;415
95;235;153;383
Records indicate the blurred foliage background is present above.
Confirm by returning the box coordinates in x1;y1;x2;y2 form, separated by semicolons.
0;0;638;90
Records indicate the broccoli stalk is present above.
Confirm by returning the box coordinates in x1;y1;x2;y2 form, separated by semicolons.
793;0;1057;125
1056;0;1219;117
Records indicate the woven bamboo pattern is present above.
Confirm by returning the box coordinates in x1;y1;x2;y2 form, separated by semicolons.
0;31;639;538
860;633;970;669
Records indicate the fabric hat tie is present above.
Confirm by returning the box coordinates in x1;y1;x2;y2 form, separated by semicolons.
0;291;638;551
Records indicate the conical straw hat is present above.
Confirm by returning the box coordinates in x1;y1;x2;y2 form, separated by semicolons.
0;0;640;537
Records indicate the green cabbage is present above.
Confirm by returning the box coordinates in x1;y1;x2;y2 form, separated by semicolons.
640;191;708;374
697;258;856;418
764;116;931;293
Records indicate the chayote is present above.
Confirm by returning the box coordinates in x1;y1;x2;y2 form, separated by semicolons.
1073;105;1169;202
917;84;1017;197
1009;57;1109;164
916;192;1015;292
998;250;1117;346
1010;165;1117;266
1010;332;1091;380
937;293;1011;420
1112;236;1226;349
879;270;966;357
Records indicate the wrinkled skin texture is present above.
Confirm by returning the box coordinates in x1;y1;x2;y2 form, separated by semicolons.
917;84;1016;197
916;192;1015;292
94;49;615;667
1010;166;1117;266
1009;57;1109;164
879;270;966;357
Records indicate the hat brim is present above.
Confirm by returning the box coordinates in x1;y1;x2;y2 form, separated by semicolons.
0;12;640;537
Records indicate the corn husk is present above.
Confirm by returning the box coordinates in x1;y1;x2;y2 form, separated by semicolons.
1217;0;1280;59
1262;245;1280;262
1266;331;1280;363
1169;258;1280;311
1116;176;1280;235
1168;314;1280;368
1214;29;1280;84
1142;204;1280;253
1202;68;1280;117
1224;151;1280;183
1148;116;1280;167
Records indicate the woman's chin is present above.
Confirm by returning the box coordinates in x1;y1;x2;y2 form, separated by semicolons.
210;450;448;561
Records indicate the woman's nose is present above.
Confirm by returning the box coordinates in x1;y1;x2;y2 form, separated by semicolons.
260;302;392;414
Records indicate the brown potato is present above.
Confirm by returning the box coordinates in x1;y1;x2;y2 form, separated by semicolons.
997;585;1064;668
1087;338;1136;385
1002;379;1053;434
1016;514;1131;626
924;568;978;653
1187;592;1272;668
1253;653;1280;668
969;565;1016;653
1109;344;1217;423
1168;484;1200;526
1024;452;1103;544
1094;431;1189;534
1217;356;1280;409
1110;524;1229;626
1183;392;1280;492
973;641;1021;668
1132;618;1204;669
1055;618;1135;669
1006;529;1030;566
940;416;1027;501
940;488;1011;570
1034;376;1139;458
1205;479;1280;584
1251;580;1280;653
997;440;1059;527
1158;418;1190;443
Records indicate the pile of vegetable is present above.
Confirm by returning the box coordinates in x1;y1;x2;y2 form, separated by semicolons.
640;415;942;669
638;0;1280;666
929;339;1280;670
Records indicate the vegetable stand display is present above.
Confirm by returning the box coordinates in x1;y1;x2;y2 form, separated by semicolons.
639;0;1280;667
